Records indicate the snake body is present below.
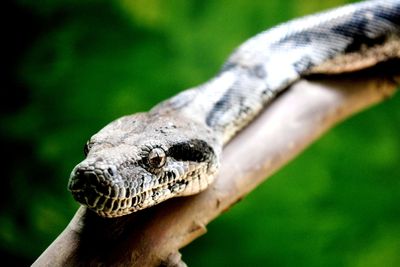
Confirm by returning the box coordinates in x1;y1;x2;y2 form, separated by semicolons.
68;0;400;217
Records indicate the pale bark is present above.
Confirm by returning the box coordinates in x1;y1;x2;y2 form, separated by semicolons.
33;69;399;267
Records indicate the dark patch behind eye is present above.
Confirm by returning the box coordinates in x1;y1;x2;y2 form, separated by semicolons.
168;139;214;163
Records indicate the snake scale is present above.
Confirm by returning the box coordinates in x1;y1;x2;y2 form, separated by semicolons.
68;0;400;218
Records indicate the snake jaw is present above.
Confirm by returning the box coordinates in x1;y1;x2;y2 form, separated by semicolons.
68;157;218;218
68;138;219;218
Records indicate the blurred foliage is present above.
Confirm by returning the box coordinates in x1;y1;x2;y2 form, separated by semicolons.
2;0;400;266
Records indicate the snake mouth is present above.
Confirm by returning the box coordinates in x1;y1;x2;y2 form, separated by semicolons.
68;160;217;218
70;185;163;218
69;183;141;217
69;174;200;218
86;194;141;217
68;168;154;217
71;192;142;218
68;169;136;216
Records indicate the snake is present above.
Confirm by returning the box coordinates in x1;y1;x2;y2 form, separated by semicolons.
68;0;400;218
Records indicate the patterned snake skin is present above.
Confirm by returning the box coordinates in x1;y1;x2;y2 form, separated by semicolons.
68;0;400;217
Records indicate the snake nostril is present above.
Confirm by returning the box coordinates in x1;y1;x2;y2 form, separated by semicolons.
107;167;114;176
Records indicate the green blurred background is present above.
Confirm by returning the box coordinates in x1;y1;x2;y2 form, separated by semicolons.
2;0;400;266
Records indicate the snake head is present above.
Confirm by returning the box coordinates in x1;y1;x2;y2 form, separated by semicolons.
68;113;220;218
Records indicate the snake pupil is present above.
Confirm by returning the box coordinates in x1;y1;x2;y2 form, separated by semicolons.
148;148;166;168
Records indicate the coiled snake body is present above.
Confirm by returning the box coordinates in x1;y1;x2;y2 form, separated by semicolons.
68;0;400;218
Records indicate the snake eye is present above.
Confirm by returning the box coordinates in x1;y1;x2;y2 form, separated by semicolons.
83;141;91;156
148;147;166;168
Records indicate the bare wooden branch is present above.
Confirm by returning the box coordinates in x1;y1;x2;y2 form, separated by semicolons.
33;68;399;267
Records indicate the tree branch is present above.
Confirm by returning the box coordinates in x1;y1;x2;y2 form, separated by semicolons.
33;67;399;266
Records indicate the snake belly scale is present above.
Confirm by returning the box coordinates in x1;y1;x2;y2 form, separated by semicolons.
68;0;400;218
